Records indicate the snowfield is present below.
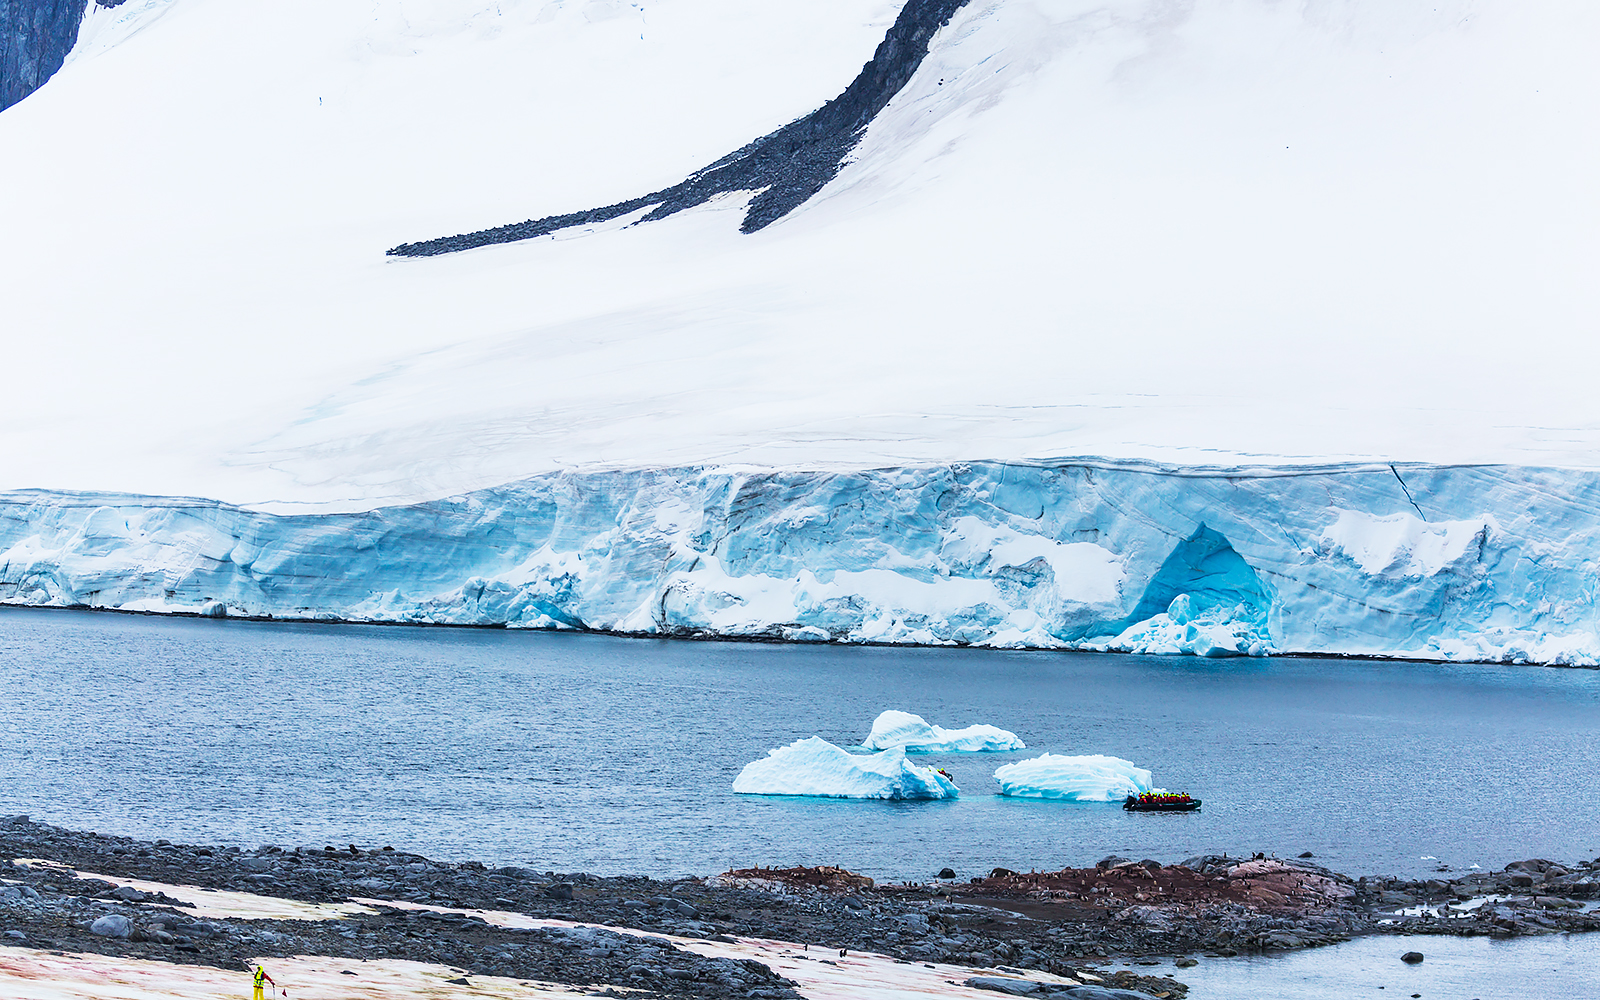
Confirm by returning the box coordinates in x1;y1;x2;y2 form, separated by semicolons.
1;1;1597;662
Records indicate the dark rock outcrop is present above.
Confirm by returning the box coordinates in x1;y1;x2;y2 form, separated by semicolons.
389;0;972;257
0;0;132;112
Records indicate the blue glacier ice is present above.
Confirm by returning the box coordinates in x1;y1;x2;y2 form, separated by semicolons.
732;737;959;800
2;460;1598;664
992;754;1154;802
861;710;1025;753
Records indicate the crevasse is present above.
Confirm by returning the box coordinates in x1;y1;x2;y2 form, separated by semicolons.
2;460;1595;665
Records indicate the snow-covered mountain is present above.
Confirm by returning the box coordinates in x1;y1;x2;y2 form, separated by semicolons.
2;1;1597;662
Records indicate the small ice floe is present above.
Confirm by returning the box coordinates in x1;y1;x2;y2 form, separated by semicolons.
861;710;1025;753
733;737;959;800
992;753;1153;801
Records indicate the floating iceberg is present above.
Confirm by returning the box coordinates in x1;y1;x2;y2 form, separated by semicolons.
861;710;1025;753
992;754;1153;802
732;737;959;800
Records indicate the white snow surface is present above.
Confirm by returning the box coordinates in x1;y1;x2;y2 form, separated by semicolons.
0;0;1597;511
992;754;1153;802
1318;510;1497;579
732;736;959;800
861;710;1025;753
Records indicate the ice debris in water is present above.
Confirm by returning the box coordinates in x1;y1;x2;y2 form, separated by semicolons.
992;754;1153;801
861;710;1025;753
733;736;959;800
1109;593;1271;658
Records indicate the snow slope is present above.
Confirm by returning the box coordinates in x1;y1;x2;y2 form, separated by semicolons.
0;0;1597;511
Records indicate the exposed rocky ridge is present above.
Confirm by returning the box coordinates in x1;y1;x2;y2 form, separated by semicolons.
4;817;1598;999
1;0;85;112
388;0;971;256
0;0;126;112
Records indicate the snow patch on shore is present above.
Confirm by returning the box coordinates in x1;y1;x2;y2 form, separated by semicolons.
11;861;374;922
0;947;583;1000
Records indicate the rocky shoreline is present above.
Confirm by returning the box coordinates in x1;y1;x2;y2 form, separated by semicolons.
3;816;1598;999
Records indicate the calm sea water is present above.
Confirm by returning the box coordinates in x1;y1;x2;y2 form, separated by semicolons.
1128;933;1599;1000
3;607;1599;881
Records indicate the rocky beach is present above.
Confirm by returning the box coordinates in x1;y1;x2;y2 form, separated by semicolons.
3;815;1598;999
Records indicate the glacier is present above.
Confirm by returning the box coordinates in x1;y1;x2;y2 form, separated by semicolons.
4;460;1600;664
861;711;1025;753
731;737;959;800
1;1;1597;666
992;755;1154;802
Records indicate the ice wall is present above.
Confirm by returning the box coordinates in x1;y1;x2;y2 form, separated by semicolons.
2;460;1597;665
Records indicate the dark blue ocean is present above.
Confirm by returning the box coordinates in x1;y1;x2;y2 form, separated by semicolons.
3;606;1598;881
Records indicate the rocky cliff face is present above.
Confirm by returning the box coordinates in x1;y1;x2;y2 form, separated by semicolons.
0;0;123;112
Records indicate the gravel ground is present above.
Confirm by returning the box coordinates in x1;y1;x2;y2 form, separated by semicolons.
4;816;1597;1000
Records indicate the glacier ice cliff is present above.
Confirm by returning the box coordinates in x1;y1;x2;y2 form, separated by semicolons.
732;737;959;800
861;710;1025;753
2;460;1598;665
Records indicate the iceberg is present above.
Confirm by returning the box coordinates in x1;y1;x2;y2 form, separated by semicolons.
992;754;1154;802
732;737;959;800
862;710;1025;753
